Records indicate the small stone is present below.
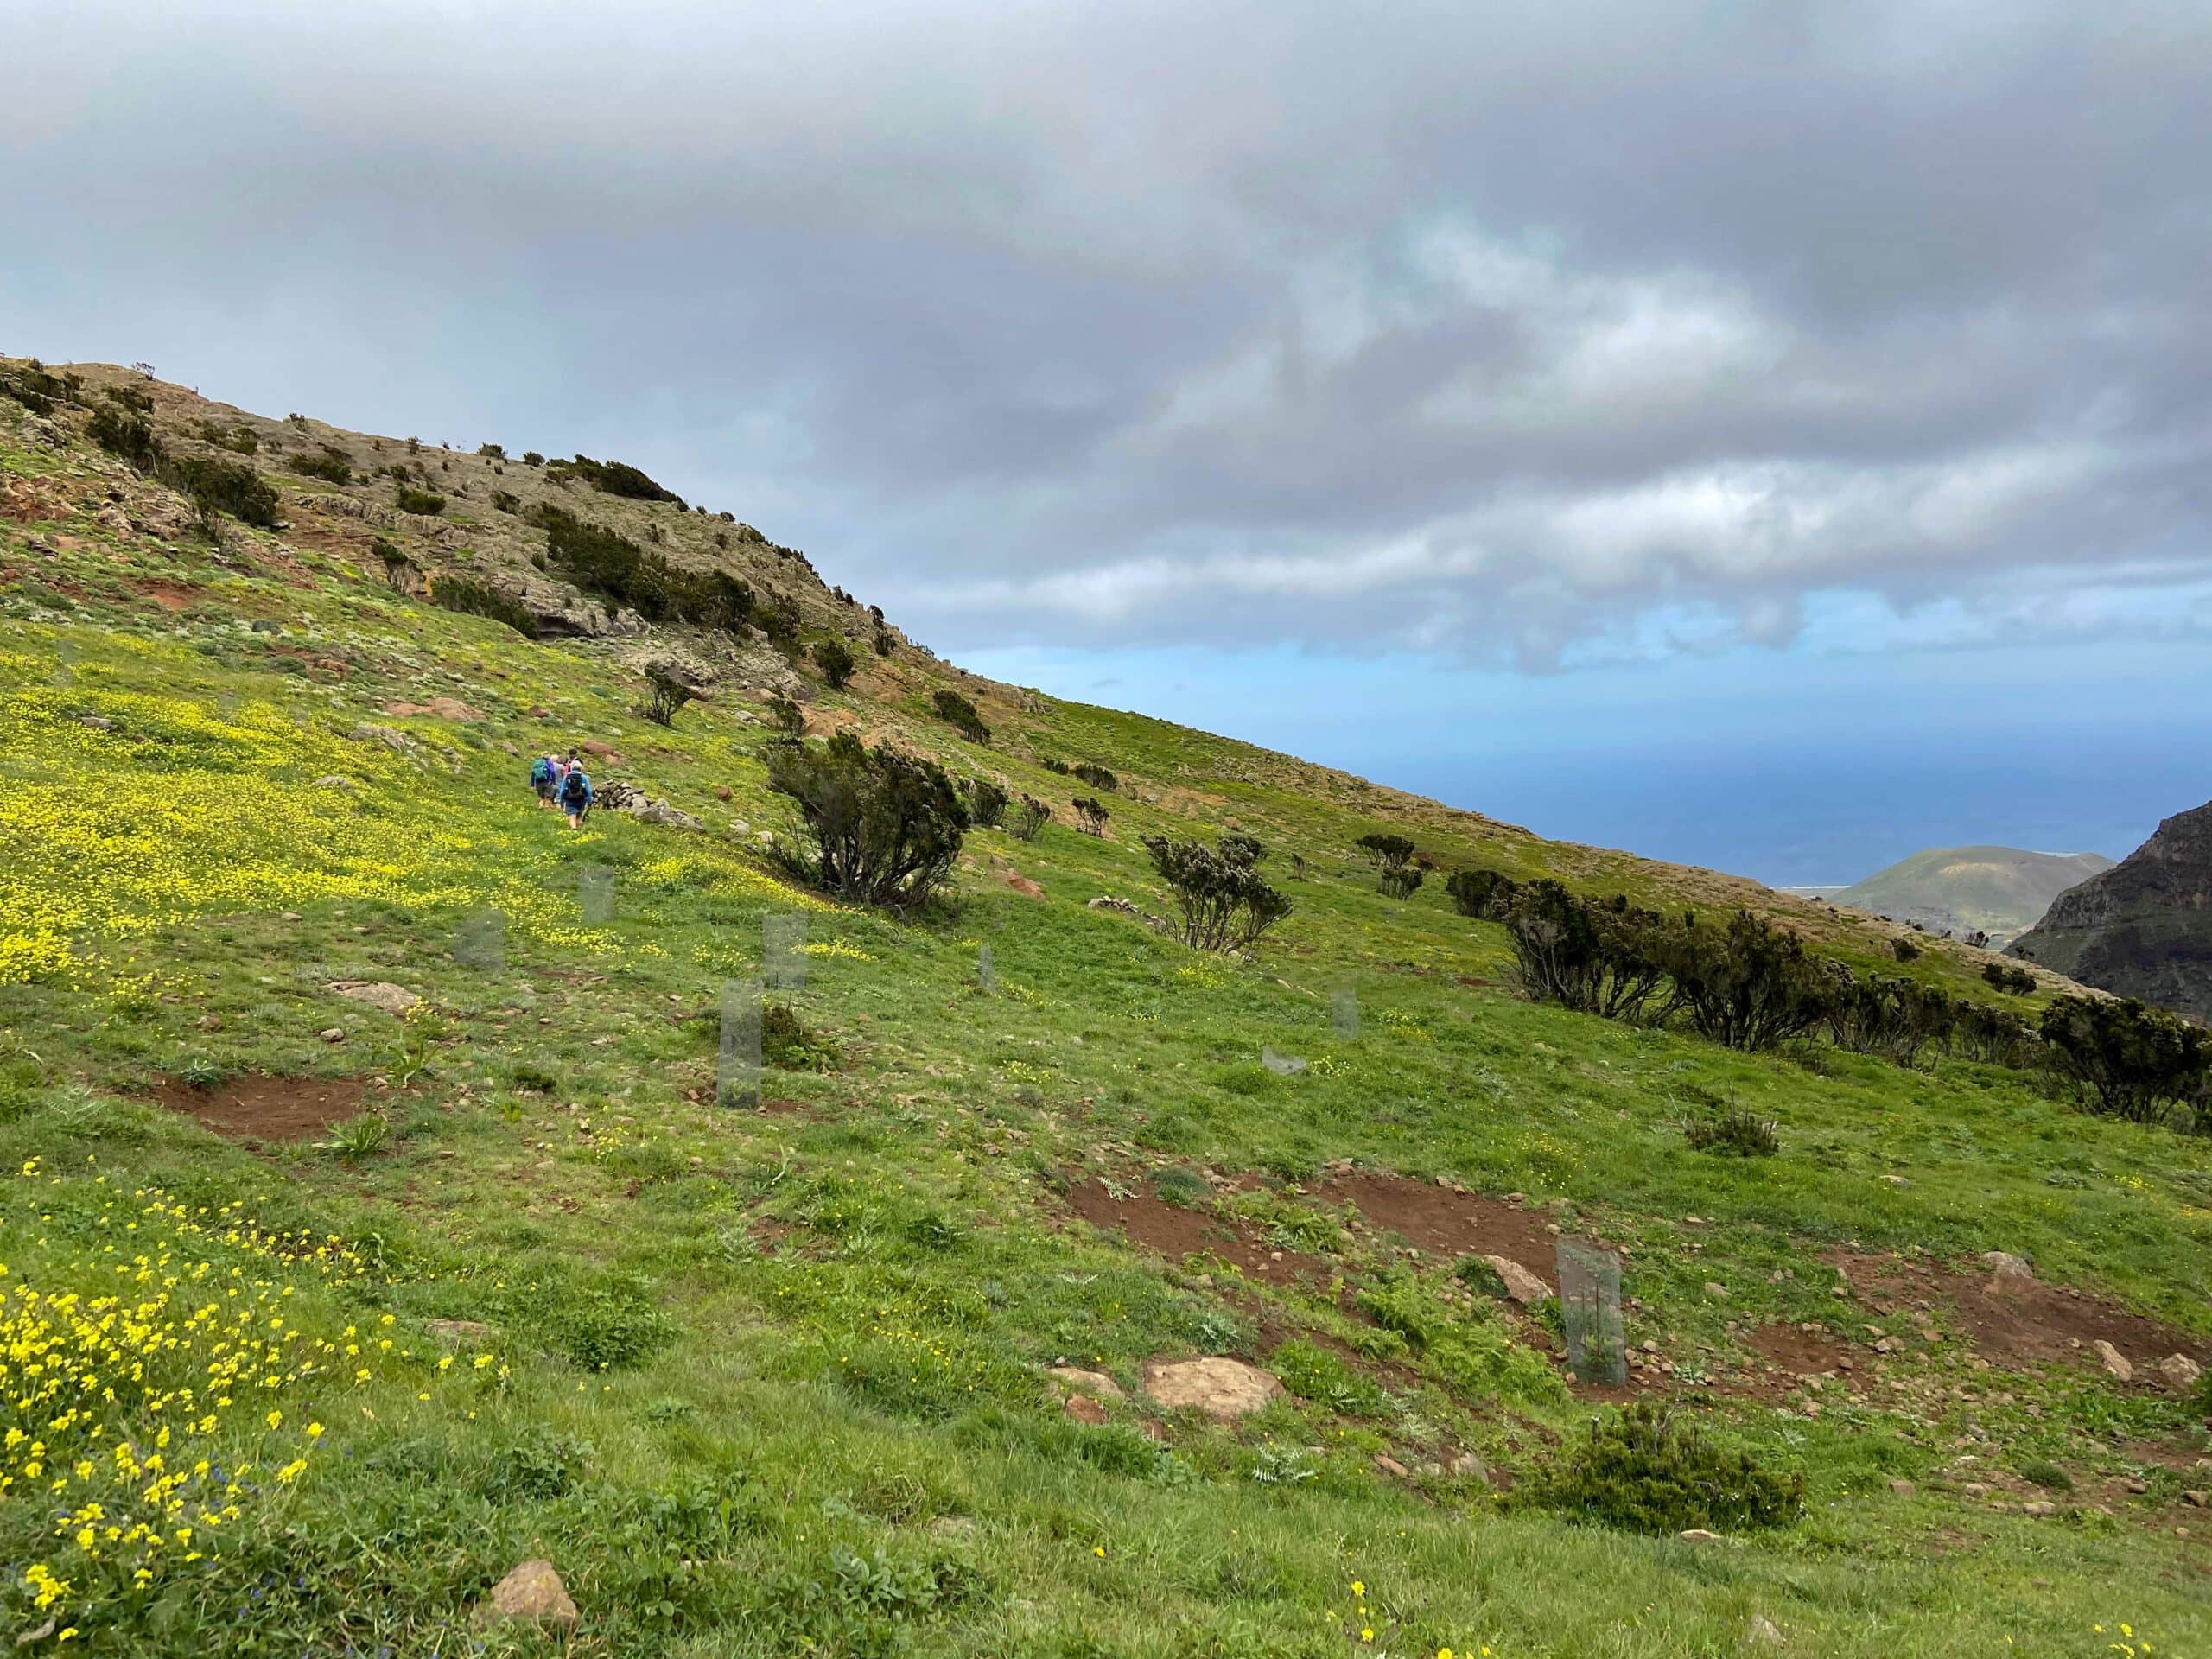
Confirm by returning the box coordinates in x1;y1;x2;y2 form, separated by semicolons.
1449;1451;1490;1483
1064;1394;1108;1426
1677;1529;1719;1544
1961;1482;1991;1497
2158;1353;2202;1391
424;1319;496;1343
477;1560;578;1630
2126;1478;2148;1494
318;1027;346;1043
1373;1454;1408;1478
1888;1479;1916;1498
2022;1499;2056;1517
927;1515;976;1537
2183;1491;2210;1508
1479;1255;1553;1305
1704;1281;1728;1300
1747;1614;1785;1647
2094;1340;2134;1382
1047;1366;1123;1400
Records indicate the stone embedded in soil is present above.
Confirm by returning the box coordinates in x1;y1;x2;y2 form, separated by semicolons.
2094;1339;2134;1382
1063;1394;1109;1426
1141;1357;1283;1421
330;980;421;1015
1888;1479;1916;1497
1373;1454;1408;1478
424;1319;496;1344
1481;1255;1552;1305
1048;1365;1124;1399
318;1027;346;1043
2023;1500;2057;1517
2158;1353;2202;1390
477;1560;578;1630
1677;1529;1719;1544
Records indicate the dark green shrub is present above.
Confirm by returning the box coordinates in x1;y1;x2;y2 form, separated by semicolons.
762;1001;843;1070
476;442;506;460
1530;1403;1802;1534
1071;797;1109;837
639;666;698;727
1150;1166;1210;1207
2019;1459;2073;1492
1446;868;1520;920
1071;762;1118;792
292;444;352;484
765;733;969;908
490;488;521;514
1008;794;1051;842
765;692;805;736
931;689;990;743
168;454;281;529
1953;1001;2036;1066
1891;937;1922;962
1982;962;2036;995
1503;881;1667;1021
394;484;446;516
542;506;753;633
2039;995;2211;1126
546;453;680;501
1656;910;1834;1051
1684;1105;1779;1157
961;777;1008;828
1357;833;1422;899
104;382;154;414
372;537;416;591
814;638;857;689
87;406;163;470
429;573;539;638
522;450;544;467
1144;832;1291;951
873;627;895;656
1824;970;1959;1065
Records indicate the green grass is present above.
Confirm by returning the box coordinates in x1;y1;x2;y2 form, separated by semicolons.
0;378;2207;1654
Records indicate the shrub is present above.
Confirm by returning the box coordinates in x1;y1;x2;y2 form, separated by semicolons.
1982;962;2036;995
1071;761;1118;792
1891;938;1922;962
429;573;539;638
765;692;805;736
489;488;521;514
87;405;164;470
372;537;416;591
874;627;895;656
1071;796;1109;837
104;382;153;414
1503;881;1667;1021
814;638;857;689
542;506;754;633
292;444;352;484
762;1001;843;1070
639;666;699;727
765;733;969;908
1357;833;1424;899
931;689;990;743
1144;832;1292;952
1824;970;1959;1065
476;442;506;460
89;409;282;528
1532;1404;1802;1534
1953;1001;2036;1066
1008;794;1051;841
544;453;679;501
1446;868;1520;920
1684;1105;1779;1157
2019;1459;2074;1492
522;450;544;467
394;484;446;516
2039;995;2211;1126
1656;910;1833;1051
961;777;1008;828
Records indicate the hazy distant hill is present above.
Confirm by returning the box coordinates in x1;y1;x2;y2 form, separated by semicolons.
2011;802;2212;1019
1836;845;2113;946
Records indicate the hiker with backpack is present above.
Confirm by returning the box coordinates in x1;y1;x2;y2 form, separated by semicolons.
530;753;561;809
558;762;593;829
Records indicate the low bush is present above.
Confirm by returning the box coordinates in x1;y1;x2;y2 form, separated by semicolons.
1657;910;1832;1051
372;537;416;591
490;488;521;514
1446;868;1520;920
765;733;969;908
1983;961;2037;995
394;484;446;516
1529;1403;1802;1534
1144;832;1292;952
931;689;990;743
429;573;539;638
2039;995;2211;1127
1684;1105;1779;1157
765;692;805;736
292;444;352;484
639;666;699;727
543;505;754;633
476;442;506;460
1071;797;1109;837
1356;833;1421;898
762;1001;843;1070
89;408;282;529
961;777;1008;828
1008;794;1051;841
1071;761;1118;791
545;453;681;502
1824;971;1958;1066
1891;938;1922;962
1503;881;1667;1021
814;638;857;689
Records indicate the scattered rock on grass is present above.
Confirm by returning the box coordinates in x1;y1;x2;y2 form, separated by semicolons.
1047;1366;1123;1400
476;1560;578;1630
1141;1357;1282;1421
2094;1340;2134;1382
1481;1255;1552;1306
1064;1394;1108;1425
329;980;420;1015
2158;1354;2202;1390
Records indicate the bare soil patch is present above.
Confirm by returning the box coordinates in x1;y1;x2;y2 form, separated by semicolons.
1745;1322;1856;1377
1832;1251;2209;1374
155;1073;367;1142
1065;1178;1334;1288
134;579;200;611
1310;1173;1562;1286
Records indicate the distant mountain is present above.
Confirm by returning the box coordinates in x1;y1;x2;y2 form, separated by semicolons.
2010;802;2212;1019
1836;845;2114;947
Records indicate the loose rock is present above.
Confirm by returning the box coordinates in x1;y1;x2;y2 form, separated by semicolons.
1048;1366;1123;1399
1481;1255;1553;1306
476;1560;578;1630
1141;1357;1283;1421
329;980;420;1015
2094;1340;2134;1382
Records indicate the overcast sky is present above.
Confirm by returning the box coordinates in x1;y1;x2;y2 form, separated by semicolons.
7;2;2210;880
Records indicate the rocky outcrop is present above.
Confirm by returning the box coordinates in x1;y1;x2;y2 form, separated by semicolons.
2011;800;2212;1020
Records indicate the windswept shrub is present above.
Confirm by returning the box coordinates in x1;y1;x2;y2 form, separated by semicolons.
429;573;539;638
1823;970;1958;1066
2040;995;2211;1127
638;665;699;728
393;484;446;516
1144;832;1291;952
1529;1403;1802;1535
545;453;680;502
1446;868;1520;920
489;488;521;514
873;627;895;656
1502;881;1667;1020
1008;794;1051;842
765;692;806;736
1357;833;1422;898
961;777;1008;828
1071;797;1109;837
765;733;969;908
931;689;990;743
1656;910;1832;1051
814;638;857;689
372;537;417;591
1953;1000;2037;1066
1982;961;2037;995
292;444;353;484
1071;761;1118;792
542;506;754;633
476;442;507;460
1684;1105;1779;1158
90;409;281;528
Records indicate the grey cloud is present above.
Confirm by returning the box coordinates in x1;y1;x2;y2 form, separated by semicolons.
4;0;2209;666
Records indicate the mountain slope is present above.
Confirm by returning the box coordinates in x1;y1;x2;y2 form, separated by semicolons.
2011;802;2212;1018
1836;844;2114;946
3;359;2209;1656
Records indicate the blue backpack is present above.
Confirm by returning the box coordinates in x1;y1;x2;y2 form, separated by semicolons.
530;757;553;786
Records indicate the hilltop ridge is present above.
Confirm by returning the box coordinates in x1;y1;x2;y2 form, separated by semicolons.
1835;844;2114;948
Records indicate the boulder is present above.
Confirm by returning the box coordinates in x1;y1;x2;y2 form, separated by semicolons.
2094;1340;2134;1382
1141;1357;1283;1421
476;1560;578;1630
1449;1451;1490;1484
1481;1255;1553;1306
329;980;420;1015
1047;1366;1123;1400
1982;1250;2034;1282
318;1027;346;1044
1373;1454;1408;1478
2158;1354;2202;1391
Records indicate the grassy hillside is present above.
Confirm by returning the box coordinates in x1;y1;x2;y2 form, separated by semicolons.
1837;847;2116;949
2;362;2209;1656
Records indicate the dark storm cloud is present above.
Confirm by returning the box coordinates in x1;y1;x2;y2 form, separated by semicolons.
5;0;2209;664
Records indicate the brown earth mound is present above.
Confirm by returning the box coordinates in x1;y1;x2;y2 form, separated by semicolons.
1309;1173;1562;1287
155;1074;367;1141
1065;1179;1333;1287
1833;1251;2209;1374
1745;1323;1856;1378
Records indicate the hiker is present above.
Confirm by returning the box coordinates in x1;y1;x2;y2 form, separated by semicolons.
558;762;593;829
530;753;558;809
